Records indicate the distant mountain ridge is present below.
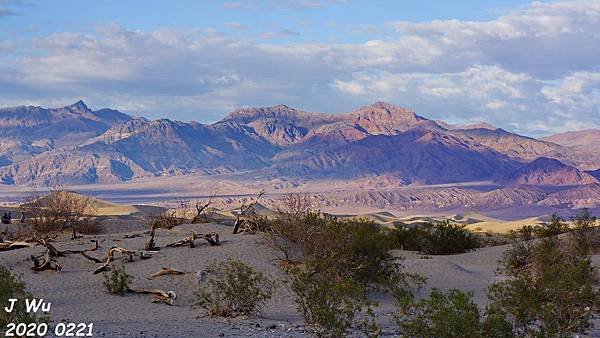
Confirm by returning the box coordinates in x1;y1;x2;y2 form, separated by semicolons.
0;100;598;188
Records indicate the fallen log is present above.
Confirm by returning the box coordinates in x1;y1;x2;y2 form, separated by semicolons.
151;267;185;278
93;246;139;274
62;240;99;255
32;234;64;257
166;232;220;248
166;233;197;248
81;251;104;263
0;241;35;251
31;249;61;272
127;288;176;305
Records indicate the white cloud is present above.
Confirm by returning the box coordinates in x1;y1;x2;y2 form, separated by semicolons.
332;65;599;134
0;1;599;135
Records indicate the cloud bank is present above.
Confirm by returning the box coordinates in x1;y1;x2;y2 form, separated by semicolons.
0;0;599;135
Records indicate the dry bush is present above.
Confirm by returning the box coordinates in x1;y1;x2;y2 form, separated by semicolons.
275;193;313;222
20;189;99;234
146;200;192;229
3;225;35;241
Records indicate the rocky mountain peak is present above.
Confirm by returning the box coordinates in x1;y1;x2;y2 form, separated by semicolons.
68;100;89;110
506;157;598;185
348;102;430;135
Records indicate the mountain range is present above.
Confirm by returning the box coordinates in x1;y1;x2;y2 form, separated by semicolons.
0;100;599;193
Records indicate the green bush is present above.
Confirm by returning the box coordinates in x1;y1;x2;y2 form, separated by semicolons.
396;288;514;338
570;209;599;255
0;265;47;331
267;212;423;336
195;259;274;317
486;232;600;337
508;225;534;241
289;266;377;338
390;221;480;255
533;214;569;238
103;265;133;296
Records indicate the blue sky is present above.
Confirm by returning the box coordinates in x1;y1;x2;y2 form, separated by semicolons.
2;1;533;42
0;0;599;135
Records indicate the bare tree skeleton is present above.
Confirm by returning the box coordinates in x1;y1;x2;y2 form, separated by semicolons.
233;190;264;234
191;192;216;224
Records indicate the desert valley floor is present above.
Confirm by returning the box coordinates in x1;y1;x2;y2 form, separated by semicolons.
0;190;599;337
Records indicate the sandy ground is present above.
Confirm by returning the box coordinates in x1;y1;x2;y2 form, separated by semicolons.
1;218;599;337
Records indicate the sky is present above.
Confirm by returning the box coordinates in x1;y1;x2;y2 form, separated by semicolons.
0;0;599;136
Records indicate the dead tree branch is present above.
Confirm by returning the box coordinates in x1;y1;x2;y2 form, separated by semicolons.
191;192;217;224
166;232;220;248
233;190;264;234
93;246;137;274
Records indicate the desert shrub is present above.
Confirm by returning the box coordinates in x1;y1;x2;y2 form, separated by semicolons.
508;225;534;241
396;288;514;338
20;189;99;234
387;226;425;251
289;265;379;338
267;211;423;336
420;221;480;255
569;209;599;254
486;228;600;337
477;233;514;247
533;214;569;238
390;221;480;255
103;265;133;296
0;265;47;330
195;259;274;317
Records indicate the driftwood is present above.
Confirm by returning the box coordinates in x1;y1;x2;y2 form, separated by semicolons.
81;251;104;263
0;241;35;251
62;240;99;255
124;233;143;239
151;267;185;278
31;249;61;272
127;288;176;305
233;191;264;234
93;246;137;274
28;235;99;271
32;234;64;257
166;232;220;248
140;251;155;260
